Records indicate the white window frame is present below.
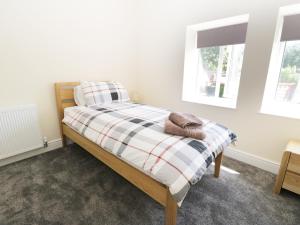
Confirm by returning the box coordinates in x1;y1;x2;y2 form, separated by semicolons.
182;14;249;109
261;4;300;119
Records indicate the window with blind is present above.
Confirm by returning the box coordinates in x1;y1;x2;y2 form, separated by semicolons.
261;5;300;119
182;15;249;108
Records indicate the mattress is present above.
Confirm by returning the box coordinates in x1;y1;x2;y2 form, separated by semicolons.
63;102;236;204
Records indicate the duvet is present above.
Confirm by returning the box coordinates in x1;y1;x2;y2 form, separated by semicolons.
63;102;236;204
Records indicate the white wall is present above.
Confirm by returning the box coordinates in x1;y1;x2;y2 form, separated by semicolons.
0;0;137;141
136;0;300;163
1;0;300;164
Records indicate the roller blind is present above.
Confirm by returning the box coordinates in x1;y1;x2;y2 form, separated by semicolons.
197;23;248;48
281;14;300;41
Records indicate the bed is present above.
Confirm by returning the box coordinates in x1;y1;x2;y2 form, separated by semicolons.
55;82;236;225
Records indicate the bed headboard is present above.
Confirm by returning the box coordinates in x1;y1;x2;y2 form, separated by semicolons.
55;82;80;136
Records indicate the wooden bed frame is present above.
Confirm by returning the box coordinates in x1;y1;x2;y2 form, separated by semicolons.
54;82;224;225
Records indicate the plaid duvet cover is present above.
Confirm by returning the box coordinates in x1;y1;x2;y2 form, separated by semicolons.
63;102;236;204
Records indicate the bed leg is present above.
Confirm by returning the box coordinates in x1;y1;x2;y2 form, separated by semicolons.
214;151;223;178
62;135;67;148
165;191;177;225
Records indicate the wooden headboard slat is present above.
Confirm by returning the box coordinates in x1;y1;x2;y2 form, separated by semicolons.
55;82;80;140
62;99;75;103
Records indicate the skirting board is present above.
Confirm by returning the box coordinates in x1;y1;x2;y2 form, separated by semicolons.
0;138;63;167
224;147;280;174
0;138;280;174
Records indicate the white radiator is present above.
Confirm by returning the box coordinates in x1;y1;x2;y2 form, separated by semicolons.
0;105;43;159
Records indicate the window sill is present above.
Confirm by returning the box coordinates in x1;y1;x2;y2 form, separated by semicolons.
182;96;237;109
260;102;300;120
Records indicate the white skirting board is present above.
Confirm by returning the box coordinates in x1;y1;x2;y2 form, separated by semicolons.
0;139;63;167
224;147;280;174
0;138;280;174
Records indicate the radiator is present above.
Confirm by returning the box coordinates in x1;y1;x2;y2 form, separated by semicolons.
0;105;43;159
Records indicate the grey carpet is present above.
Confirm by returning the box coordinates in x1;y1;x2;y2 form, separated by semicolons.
0;144;299;225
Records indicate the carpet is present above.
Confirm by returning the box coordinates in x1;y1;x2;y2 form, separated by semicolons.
0;144;299;225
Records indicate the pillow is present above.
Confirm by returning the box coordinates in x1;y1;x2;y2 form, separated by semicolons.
80;81;130;106
74;85;87;106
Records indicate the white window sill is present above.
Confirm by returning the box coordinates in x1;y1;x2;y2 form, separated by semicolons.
182;96;237;109
260;102;300;120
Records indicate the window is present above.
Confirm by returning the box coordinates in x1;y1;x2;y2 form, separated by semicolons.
261;5;300;119
182;15;248;108
275;40;300;103
197;45;245;100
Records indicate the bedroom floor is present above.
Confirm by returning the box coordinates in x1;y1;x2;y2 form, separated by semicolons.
0;145;299;225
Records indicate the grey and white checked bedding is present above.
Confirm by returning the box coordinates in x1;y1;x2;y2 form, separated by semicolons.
63;102;236;204
81;81;130;106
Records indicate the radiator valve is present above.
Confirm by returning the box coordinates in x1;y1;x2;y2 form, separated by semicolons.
43;137;48;148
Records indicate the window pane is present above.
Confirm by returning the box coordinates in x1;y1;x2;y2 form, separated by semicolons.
275;40;300;104
197;44;245;99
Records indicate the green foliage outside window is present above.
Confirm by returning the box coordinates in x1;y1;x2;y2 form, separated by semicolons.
200;47;219;71
200;46;229;75
282;43;300;68
280;66;299;83
280;41;300;84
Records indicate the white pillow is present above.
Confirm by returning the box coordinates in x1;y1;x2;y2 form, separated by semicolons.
74;85;86;106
